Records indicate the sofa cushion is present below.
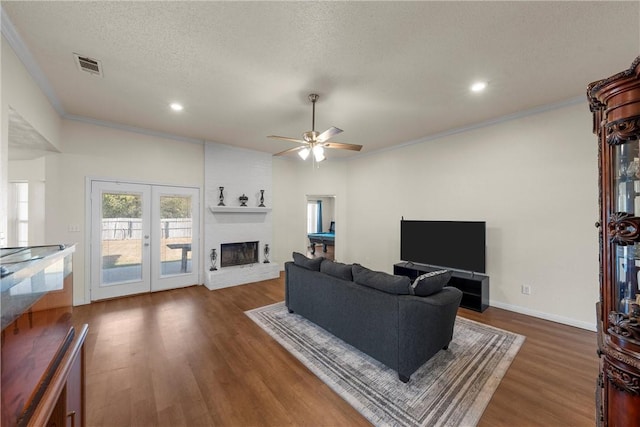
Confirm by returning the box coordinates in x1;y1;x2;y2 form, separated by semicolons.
320;260;353;281
352;264;410;295
410;270;452;296
292;252;323;271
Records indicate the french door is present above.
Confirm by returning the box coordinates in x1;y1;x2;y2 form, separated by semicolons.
90;180;199;300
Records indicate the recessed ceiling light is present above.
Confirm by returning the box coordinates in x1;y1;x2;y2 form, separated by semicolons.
470;82;488;93
170;102;184;111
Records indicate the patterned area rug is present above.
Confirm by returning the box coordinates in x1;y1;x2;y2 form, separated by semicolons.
246;302;525;427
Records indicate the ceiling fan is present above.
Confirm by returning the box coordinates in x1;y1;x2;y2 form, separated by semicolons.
268;94;362;162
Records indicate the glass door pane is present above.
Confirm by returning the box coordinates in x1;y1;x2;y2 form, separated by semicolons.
160;195;193;276
151;186;199;292
101;192;143;284
91;181;151;300
613;142;640;313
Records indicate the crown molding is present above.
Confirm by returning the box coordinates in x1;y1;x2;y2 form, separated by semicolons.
353;95;586;160
1;6;64;115
64;114;205;145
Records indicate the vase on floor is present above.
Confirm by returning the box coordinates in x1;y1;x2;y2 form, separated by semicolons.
264;244;270;263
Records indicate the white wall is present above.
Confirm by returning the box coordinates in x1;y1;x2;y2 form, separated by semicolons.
204;142;273;268
47;119;204;304
273;159;349;263
1;35;61;246
348;102;598;329
273;102;599;330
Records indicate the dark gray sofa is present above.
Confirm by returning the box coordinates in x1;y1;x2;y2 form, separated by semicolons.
285;256;463;382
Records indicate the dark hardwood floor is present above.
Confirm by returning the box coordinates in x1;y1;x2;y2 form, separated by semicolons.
72;275;598;426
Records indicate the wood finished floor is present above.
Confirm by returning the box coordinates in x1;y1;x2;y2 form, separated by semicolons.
72;275;598;427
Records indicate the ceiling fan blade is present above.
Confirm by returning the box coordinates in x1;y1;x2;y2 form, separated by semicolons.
273;146;306;156
267;135;307;145
323;141;363;152
316;126;343;142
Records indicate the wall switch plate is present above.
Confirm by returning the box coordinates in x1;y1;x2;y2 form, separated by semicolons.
68;224;81;232
521;285;531;295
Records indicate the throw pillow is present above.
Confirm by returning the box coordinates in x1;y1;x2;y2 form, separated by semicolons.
320;260;353;281
352;264;410;295
410;270;452;296
292;252;323;271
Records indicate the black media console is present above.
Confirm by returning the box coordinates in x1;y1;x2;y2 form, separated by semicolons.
393;262;489;312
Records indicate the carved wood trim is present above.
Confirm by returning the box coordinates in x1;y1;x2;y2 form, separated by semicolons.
603;343;640;371
605;115;640;146
607;212;640;245
588;56;640;112
609;310;640;343
606;362;640;395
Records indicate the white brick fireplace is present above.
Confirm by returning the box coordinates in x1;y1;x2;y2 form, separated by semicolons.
204;142;279;290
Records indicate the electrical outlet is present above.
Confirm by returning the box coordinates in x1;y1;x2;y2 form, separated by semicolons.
521;285;531;295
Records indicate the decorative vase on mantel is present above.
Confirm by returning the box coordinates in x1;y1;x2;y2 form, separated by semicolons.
259;190;265;207
218;187;225;206
239;194;248;206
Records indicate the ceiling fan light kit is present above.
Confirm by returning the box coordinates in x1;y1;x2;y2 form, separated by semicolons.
312;145;325;162
298;147;310;160
268;93;363;162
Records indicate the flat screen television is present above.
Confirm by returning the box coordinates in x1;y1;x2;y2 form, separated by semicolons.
400;220;486;274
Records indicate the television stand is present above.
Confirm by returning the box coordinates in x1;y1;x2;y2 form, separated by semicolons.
393;262;489;312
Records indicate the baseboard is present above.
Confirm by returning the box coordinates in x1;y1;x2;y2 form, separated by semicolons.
489;300;596;332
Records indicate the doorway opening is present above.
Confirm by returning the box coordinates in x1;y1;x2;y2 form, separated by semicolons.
306;195;335;261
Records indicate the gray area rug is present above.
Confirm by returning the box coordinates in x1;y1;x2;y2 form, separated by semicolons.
246;301;525;427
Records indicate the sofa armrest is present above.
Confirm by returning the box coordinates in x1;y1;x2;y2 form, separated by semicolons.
397;287;463;379
284;261;295;309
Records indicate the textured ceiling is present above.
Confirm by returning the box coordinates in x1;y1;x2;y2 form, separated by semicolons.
2;1;639;159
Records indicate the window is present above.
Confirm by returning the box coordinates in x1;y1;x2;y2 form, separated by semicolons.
9;182;29;246
307;200;324;233
307;202;318;233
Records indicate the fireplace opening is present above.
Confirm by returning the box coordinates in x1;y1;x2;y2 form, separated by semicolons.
220;241;259;267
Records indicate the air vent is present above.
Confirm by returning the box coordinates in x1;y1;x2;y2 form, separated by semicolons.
73;53;103;77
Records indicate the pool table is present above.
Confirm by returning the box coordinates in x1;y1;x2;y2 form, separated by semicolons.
308;221;335;254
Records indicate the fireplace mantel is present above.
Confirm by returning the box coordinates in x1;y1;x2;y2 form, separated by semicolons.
209;206;272;214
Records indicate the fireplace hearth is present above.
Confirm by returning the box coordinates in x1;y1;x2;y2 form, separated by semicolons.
221;241;259;267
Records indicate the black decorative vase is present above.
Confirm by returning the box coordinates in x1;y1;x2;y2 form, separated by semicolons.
239;194;248;206
259;190;265;207
263;244;270;263
210;248;218;271
218;187;225;206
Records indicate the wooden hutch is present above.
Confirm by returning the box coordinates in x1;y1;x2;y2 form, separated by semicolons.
1;244;87;427
589;56;640;426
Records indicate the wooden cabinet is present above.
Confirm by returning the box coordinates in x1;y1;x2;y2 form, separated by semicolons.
41;325;86;427
588;56;640;426
0;245;87;427
393;262;489;312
